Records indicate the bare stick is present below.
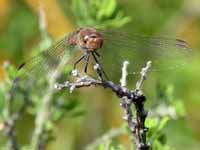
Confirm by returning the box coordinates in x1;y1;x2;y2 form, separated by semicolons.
55;61;152;150
120;61;129;88
136;61;152;92
3;84;29;150
85;127;125;150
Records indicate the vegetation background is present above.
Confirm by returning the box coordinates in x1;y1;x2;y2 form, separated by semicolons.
0;0;199;150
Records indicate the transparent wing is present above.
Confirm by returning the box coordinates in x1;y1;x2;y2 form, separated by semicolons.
96;29;193;79
14;35;78;83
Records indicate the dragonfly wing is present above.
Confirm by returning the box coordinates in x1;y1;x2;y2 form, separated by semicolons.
14;35;78;83
96;29;192;79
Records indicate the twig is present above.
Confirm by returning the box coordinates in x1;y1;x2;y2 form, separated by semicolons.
55;61;152;150
133;61;151;150
85;127;125;150
30;4;71;149
30;4;51;149
3;86;29;150
119;61;138;148
136;61;152;92
120;61;129;88
31;58;69;150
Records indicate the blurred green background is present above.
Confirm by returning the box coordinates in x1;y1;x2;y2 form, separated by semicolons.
0;0;200;150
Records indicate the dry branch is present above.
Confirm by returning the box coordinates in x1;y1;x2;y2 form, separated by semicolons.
55;61;152;150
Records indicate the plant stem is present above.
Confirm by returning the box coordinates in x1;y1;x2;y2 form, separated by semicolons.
55;61;152;150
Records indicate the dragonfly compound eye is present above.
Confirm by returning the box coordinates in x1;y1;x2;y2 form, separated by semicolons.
84;34;103;51
78;28;104;51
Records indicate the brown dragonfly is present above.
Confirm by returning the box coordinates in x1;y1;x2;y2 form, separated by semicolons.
15;27;192;82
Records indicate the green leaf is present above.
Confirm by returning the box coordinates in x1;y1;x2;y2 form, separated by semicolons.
173;100;186;117
72;0;90;22
46;121;54;131
158;116;169;131
70;109;85;117
99;144;105;150
52;109;64;121
72;0;130;28
145;117;159;129
3;62;17;80
165;84;174;102
64;99;80;111
0;1;38;62
152;139;171;150
97;0;117;20
0;89;5;115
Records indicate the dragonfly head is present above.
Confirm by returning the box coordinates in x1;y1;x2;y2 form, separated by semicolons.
78;27;103;51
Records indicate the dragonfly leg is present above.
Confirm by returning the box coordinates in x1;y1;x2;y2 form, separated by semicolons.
73;53;87;70
84;53;90;73
94;51;100;57
92;52;109;80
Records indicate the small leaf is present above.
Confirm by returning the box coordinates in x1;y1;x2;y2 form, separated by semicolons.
173;100;186;117
0;89;5;112
64;65;73;74
64;100;80;111
72;0;90;21
52;109;64;121
72;0;130;28
70;109;85;117
97;0;117;20
158;116;169;131
99;144;105;150
153;139;171;150
113;11;131;26
46;121;54;131
165;84;174;102
145;117;159;129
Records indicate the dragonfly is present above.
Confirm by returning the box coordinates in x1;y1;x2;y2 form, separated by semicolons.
14;27;192;83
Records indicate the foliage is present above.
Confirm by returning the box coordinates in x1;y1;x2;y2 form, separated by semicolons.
72;0;131;28
0;0;131;149
145;85;186;150
0;0;38;63
0;0;199;150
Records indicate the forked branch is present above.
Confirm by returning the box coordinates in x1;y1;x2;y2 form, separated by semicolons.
55;61;152;150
